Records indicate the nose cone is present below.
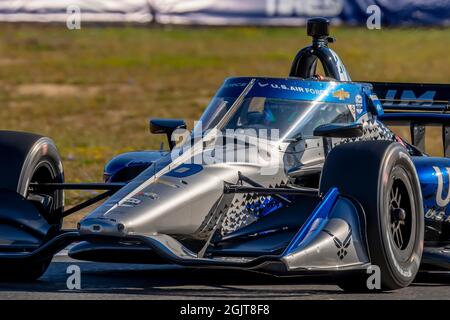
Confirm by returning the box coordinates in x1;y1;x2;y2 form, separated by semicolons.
79;163;235;237
80;140;285;239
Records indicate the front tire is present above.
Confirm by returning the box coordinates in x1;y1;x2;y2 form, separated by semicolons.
0;131;64;281
320;141;424;291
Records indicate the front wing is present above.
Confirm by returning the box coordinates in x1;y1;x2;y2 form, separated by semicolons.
0;185;374;274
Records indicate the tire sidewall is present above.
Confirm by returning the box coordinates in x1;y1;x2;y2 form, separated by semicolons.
376;145;424;288
18;137;64;223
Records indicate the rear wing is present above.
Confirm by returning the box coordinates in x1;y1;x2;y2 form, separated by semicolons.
367;82;450;156
369;82;450;112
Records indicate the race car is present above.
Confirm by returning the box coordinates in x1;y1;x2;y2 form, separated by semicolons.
1;18;449;292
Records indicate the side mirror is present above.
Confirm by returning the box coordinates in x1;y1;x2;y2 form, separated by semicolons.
149;118;187;150
313;123;363;138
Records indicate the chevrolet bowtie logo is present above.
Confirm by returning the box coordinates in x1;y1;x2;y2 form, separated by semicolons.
333;89;350;100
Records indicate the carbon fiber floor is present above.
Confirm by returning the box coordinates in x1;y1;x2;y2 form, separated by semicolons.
0;256;449;300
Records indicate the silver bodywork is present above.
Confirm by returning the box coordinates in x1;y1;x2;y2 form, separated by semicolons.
80;139;296;238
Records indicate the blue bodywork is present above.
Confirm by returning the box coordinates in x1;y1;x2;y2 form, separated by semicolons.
216;77;373;118
284;188;339;255
413;157;450;241
104;150;168;183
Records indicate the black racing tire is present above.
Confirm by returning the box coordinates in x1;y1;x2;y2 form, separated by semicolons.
320;141;424;291
0;131;64;281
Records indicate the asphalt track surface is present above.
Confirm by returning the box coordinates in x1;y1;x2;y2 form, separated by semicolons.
0;255;449;300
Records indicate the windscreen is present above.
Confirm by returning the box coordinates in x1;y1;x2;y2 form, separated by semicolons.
194;78;360;141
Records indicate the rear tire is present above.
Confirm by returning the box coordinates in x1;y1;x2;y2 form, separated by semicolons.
0;131;64;281
320;141;424;291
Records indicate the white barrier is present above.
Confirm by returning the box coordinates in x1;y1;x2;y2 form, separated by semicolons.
0;0;152;23
0;0;449;26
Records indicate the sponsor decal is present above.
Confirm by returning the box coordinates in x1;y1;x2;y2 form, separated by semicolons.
333;88;350;101
355;94;363;114
165;163;203;178
224;82;248;88
323;226;352;260
433;166;450;207
269;83;326;95
119;197;141;207
369;94;384;115
355;94;363;104
174;167;190;174
136;191;159;200
154;178;180;188
385;89;436;107
425;208;450;223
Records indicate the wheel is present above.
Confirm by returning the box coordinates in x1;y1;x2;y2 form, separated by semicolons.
0;131;64;281
320;141;424;291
